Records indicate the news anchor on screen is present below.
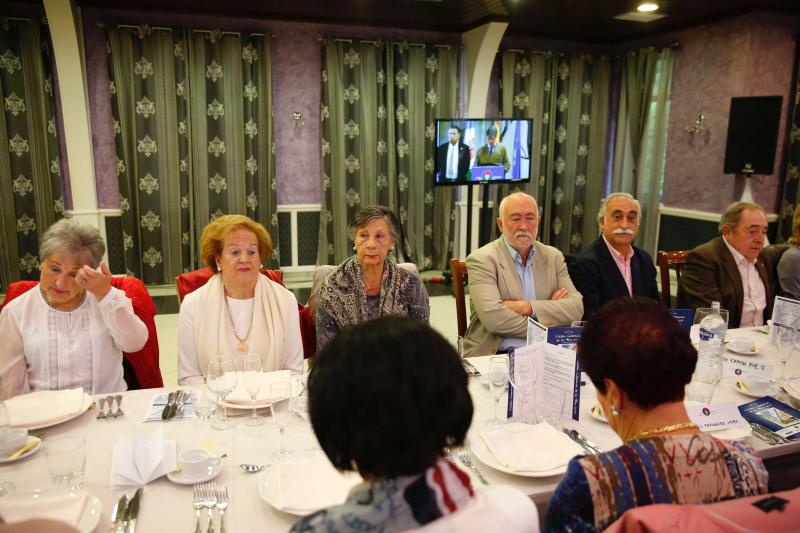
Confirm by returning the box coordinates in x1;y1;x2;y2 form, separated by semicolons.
436;125;471;182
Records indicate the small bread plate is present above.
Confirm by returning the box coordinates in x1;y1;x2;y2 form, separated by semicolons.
469;435;566;478
0;436;41;464
725;342;760;356
734;380;774;399
590;404;608;423
166;462;223;485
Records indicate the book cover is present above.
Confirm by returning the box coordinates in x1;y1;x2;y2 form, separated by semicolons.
737;396;800;440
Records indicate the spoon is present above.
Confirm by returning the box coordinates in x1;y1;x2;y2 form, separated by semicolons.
240;463;268;473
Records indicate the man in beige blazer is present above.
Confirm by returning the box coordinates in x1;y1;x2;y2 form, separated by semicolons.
463;192;583;357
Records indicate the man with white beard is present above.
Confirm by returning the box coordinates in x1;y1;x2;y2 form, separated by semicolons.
462;192;583;357
567;192;660;320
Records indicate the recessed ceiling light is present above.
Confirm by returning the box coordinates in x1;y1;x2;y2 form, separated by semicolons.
637;3;659;12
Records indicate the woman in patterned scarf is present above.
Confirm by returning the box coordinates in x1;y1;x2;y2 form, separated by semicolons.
292;316;538;532
315;206;429;350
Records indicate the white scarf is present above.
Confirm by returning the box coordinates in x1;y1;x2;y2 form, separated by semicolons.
193;273;289;375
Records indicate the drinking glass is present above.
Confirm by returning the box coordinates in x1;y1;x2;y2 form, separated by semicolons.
193;387;216;421
538;386;568;427
243;354;264;426
289;370;308;420
456;336;465;358
488;356;510;425
270;381;292;458
775;325;795;385
207;356;238;430
45;436;85;489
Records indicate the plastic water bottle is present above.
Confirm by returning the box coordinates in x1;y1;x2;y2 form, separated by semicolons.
689;301;727;403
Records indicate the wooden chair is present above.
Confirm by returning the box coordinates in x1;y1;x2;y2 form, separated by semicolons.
1;277;164;389
450;258;468;337
656;250;689;307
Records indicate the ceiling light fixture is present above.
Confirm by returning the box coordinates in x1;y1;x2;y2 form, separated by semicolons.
637;3;659;12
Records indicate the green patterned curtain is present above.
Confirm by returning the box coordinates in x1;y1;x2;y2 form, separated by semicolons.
0;18;62;290
499;51;610;254
319;40;457;270
107;26;277;284
778;39;800;241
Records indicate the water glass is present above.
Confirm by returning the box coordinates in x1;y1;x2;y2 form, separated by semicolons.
45;436;85;489
488;356;510;425
686;378;717;403
270;381;291;458
289;371;308;420
775;325;795;385
193;387;216;421
694;307;729;327
243;353;264;426
207;356;238;430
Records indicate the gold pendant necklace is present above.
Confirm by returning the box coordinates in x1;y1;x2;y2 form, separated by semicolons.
223;291;255;353
631;422;699;440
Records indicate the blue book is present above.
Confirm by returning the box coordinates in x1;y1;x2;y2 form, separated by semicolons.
738;396;800;440
670;309;695;332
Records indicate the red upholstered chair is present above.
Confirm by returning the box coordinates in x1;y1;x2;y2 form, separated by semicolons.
0;277;164;390
175;268;316;358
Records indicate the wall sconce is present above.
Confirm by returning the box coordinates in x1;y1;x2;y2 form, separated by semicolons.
687;114;705;135
292;111;305;127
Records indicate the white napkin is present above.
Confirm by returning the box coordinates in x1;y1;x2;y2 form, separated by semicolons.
785;379;800;400
2;388;85;427
111;425;177;490
226;370;291;405
0;490;88;526
479;422;583;472
274;450;360;513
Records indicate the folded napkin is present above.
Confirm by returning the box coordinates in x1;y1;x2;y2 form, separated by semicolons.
3;388;85;427
785;379;800;401
226;370;291;405
480;422;583;472
274;450;360;513
0;490;88;526
111;425;177;490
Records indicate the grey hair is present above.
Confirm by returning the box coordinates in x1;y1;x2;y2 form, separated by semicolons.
349;205;400;242
39;218;106;268
719;201;766;233
597;192;641;224
498;191;538;219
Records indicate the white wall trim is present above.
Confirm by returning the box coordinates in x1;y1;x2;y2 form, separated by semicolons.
660;205;779;223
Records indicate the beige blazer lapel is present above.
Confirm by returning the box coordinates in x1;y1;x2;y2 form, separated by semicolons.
495;238;523;299
533;242;551;300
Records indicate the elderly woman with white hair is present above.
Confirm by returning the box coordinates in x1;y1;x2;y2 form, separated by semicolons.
0;218;148;399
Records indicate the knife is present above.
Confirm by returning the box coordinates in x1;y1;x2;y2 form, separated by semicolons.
568;429;602;455
126;487;142;533
165;390;184;420
112;494;128;533
563;428;594;455
161;392;176;420
171;390;189;419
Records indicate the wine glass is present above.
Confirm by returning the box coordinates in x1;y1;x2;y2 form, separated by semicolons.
243;353;264;426
207;356;238;430
775;325;795;385
270;381;292;458
289;370;308;420
488;356;510;425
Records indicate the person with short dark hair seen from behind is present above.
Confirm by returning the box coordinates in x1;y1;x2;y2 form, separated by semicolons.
476;125;510;173
544;298;768;532
291;316;539;532
436;124;470;182
677;201;777;328
777;205;800;299
568;192;659;319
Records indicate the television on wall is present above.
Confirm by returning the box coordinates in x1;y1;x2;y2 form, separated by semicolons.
433;118;533;187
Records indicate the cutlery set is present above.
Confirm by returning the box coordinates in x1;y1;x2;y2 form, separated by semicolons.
110;487;142;533
97;395;124;420
462;359;480;377
748;422;790;445
193;482;228;533
563;428;603;455
447;448;488;485
162;390;189;420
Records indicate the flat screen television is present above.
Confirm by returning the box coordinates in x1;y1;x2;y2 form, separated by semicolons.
433;118;533;187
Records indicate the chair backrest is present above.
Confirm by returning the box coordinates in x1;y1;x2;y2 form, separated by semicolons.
0;277;163;390
174;267;284;303
656;250;689;307
450;258;468;337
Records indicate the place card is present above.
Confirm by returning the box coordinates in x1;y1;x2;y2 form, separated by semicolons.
686;401;748;432
670;309;695;332
722;355;773;380
770;296;800;344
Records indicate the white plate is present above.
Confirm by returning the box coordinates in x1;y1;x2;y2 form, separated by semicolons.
166;462;223;485
734;381;774;398
468;435;567;478
725;342;761;356
590;404;608;423
783;380;800;402
0;436;41;463
78;494;102;533
9;394;94;430
258;466;307;517
222;399;272;410
704;425;752;441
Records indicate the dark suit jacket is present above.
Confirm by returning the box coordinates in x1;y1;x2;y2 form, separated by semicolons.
436;141;470;182
677;237;777;328
568;237;659;319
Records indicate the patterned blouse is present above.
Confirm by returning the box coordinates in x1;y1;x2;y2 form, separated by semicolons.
543;433;768;532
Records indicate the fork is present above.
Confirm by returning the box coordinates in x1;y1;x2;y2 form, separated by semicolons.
203;482;218;533
193;484;205;533
112;395;124;418
456;449;488;485
216;486;229;533
96;397;107;420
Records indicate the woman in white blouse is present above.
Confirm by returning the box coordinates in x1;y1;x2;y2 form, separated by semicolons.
178;215;303;385
0;219;148;399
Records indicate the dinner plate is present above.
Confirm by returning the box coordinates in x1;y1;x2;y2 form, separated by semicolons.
77;494;102;533
258;465;307;517
2;393;94;430
468;435;567;478
0;437;41;463
704;425;752;441
0;490;100;533
166;462;223;485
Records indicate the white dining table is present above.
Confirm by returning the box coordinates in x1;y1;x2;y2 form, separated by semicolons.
0;326;797;531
